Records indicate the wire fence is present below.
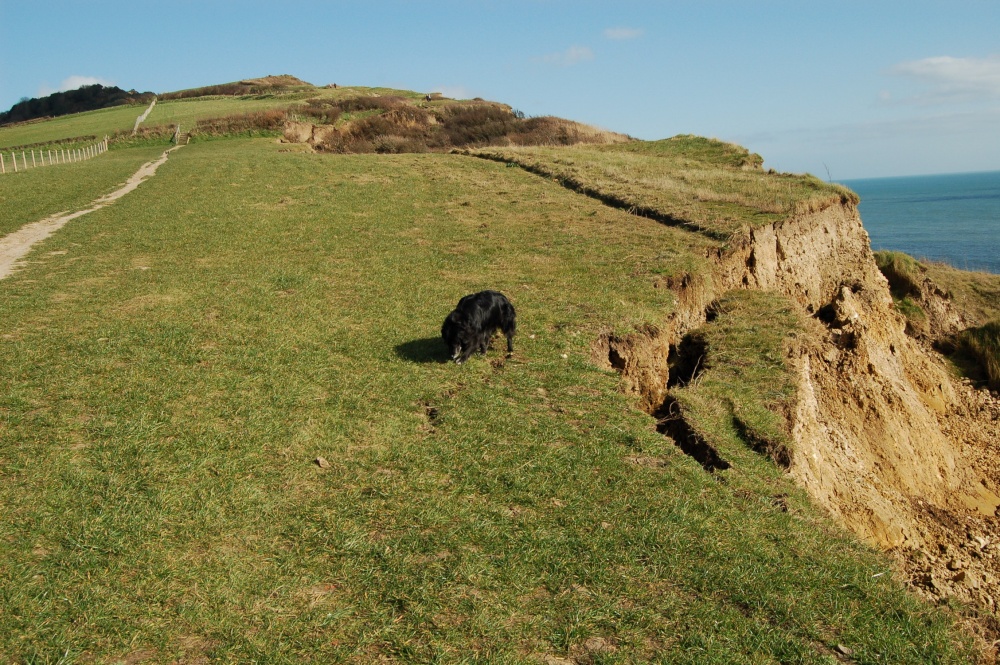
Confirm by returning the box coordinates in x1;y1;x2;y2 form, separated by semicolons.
1;136;110;175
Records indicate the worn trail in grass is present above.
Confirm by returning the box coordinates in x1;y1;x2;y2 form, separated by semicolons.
0;145;168;238
0;145;184;278
0;139;972;662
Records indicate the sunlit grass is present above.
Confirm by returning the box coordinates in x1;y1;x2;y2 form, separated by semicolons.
0;138;974;662
471;136;857;240
667;290;802;471
0;143;169;237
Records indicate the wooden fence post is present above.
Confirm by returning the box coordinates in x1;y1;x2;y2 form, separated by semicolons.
12;153;17;172
1;153;4;174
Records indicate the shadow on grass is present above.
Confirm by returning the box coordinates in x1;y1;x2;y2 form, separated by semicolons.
395;337;451;364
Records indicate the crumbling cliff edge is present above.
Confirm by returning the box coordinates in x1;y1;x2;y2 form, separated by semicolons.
596;199;1000;624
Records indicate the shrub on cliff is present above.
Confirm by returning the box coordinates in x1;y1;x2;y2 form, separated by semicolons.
959;320;1000;390
874;250;925;298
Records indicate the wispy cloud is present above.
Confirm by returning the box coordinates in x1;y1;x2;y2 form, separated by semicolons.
38;75;114;97
889;55;1000;104
603;27;643;40
539;45;594;67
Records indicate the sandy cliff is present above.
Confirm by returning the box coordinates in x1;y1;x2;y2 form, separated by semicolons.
599;199;1000;625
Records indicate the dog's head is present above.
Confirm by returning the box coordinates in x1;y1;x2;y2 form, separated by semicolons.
441;313;466;363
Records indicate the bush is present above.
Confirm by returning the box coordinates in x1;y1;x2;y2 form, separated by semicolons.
298;100;342;124
193;110;288;137
437;104;516;146
958;320;1000;390
299;95;625;153
875;250;925;298
336;95;405;113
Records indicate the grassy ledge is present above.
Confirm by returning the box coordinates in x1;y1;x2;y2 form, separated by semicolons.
468;136;858;242
661;290;802;473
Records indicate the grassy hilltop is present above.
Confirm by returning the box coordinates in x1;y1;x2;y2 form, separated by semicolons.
0;80;983;662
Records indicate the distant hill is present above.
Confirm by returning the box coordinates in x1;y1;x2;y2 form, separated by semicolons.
159;74;315;100
0;84;155;126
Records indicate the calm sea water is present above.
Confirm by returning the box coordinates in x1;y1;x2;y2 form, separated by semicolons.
840;171;1000;274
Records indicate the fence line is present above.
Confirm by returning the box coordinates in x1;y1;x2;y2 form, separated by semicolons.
1;136;109;175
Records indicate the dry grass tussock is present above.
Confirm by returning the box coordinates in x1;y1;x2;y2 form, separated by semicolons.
193;109;288;136
959;321;1000;390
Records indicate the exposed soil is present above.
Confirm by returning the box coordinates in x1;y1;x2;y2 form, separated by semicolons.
0;145;184;280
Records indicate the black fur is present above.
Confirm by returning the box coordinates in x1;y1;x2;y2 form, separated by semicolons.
441;290;517;364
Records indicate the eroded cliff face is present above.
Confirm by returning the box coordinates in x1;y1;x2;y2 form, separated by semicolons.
598;200;1000;622
730;204;980;550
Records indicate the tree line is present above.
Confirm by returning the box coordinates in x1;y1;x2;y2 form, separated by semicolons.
0;84;155;126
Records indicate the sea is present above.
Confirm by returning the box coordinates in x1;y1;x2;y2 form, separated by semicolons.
839;171;1000;274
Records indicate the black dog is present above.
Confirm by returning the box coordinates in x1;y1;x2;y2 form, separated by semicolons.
441;290;516;364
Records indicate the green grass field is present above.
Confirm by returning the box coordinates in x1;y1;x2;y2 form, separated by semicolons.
0;136;975;662
0;145;167;237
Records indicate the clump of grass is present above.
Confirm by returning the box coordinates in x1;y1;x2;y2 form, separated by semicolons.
958;321;1000;390
895;295;929;336
875;250;925;298
921;259;1000;326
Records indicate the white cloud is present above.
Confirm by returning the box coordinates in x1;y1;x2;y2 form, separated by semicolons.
539;45;594;67
37;75;115;98
889;55;1000;104
603;27;643;40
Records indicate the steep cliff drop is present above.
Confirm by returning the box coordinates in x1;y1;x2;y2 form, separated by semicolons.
599;200;1000;637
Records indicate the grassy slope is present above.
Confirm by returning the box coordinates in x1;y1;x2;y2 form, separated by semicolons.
874;250;1000;387
0;145;167;237
0;86;425;150
471;138;858;241
0;138;972;662
0;105;144;149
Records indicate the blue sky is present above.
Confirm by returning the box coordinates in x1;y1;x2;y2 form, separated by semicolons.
2;1;999;179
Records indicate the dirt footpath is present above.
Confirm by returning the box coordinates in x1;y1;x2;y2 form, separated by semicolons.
0;145;184;280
